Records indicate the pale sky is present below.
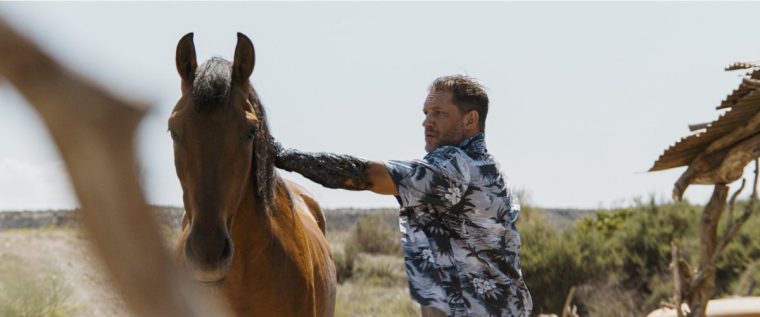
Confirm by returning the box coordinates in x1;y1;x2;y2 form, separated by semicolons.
1;2;759;211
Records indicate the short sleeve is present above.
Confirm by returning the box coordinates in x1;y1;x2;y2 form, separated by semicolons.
384;146;470;209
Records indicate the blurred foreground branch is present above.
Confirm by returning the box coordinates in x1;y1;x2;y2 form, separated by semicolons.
0;18;229;317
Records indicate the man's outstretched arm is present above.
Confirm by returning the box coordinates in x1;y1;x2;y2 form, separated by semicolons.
274;144;398;196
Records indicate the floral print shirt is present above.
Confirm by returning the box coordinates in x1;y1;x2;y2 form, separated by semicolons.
384;133;532;317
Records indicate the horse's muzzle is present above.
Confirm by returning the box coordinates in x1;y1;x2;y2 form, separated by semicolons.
183;226;234;284
191;269;228;286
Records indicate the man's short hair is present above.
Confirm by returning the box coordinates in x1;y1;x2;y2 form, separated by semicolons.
430;75;489;132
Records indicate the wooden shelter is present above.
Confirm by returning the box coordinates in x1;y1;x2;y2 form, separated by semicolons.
651;62;760;200
650;62;760;317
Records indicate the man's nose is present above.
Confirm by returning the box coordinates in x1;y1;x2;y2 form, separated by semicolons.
422;114;433;128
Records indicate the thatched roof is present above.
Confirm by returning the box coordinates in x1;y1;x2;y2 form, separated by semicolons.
650;63;760;172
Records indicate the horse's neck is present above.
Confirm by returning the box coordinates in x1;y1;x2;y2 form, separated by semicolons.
223;177;331;316
229;177;293;257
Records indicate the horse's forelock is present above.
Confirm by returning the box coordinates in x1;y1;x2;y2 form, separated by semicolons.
192;57;232;111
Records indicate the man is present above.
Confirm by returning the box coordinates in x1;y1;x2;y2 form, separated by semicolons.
274;75;532;317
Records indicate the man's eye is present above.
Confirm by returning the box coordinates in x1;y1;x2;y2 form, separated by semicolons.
169;130;179;142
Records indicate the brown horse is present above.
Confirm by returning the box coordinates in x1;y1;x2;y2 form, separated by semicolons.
169;32;336;317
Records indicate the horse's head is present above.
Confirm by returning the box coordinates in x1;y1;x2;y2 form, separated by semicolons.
169;33;268;285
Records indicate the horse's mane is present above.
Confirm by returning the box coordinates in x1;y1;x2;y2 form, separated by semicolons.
192;57;287;216
248;88;288;216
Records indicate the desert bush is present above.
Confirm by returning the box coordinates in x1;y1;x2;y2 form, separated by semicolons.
334;244;359;284
348;214;401;255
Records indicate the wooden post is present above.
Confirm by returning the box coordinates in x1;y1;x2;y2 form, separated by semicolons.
671;240;685;317
687;184;728;317
561;286;577;317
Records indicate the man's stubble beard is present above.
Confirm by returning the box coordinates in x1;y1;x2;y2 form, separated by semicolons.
425;120;466;153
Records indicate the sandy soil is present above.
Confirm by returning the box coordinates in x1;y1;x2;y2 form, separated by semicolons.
0;228;129;317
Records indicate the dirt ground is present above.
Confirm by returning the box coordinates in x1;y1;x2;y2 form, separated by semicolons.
0;224;417;317
0;228;129;316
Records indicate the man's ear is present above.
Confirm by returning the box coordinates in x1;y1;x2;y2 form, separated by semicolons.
464;110;479;130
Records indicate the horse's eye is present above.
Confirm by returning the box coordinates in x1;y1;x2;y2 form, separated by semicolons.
245;126;257;141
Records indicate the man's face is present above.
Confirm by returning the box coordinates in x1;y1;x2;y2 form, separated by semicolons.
422;90;467;152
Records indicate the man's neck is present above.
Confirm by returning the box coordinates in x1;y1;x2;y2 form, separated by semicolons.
457;132;483;145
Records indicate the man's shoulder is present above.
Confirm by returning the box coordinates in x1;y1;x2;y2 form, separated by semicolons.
422;146;474;182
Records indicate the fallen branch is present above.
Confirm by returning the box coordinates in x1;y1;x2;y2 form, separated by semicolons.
561;286;577;317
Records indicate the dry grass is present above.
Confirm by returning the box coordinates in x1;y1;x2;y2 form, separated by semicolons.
347;214;401;255
0;254;80;317
352;254;408;288
327;213;416;315
0;210;415;316
335;281;418;317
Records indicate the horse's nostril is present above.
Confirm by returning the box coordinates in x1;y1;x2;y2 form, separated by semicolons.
185;240;203;265
220;238;232;261
185;230;232;268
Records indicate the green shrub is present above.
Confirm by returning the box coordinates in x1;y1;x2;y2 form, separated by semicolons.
732;259;760;296
715;200;760;295
520;197;760;315
520;209;607;314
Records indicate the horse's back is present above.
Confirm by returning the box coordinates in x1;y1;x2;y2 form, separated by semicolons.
285;180;327;234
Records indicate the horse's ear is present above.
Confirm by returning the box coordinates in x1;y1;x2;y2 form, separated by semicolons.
232;32;255;84
176;32;197;85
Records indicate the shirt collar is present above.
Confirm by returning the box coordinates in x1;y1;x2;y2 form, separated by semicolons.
457;132;487;154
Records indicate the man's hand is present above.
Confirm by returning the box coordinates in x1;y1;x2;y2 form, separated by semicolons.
273;140;398;195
